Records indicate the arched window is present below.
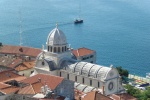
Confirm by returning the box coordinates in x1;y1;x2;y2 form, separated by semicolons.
48;46;49;51
62;47;64;52
59;72;61;77
98;81;100;88
50;47;52;52
54;47;56;53
90;80;92;86
67;74;69;79
65;46;66;51
83;78;84;84
75;76;77;81
58;47;60;53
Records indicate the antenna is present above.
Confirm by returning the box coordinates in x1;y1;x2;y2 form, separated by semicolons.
19;11;23;46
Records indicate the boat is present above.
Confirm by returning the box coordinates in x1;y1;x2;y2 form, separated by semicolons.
146;73;150;78
74;0;83;24
74;18;83;24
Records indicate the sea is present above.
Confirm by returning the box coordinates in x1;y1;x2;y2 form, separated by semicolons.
0;0;150;77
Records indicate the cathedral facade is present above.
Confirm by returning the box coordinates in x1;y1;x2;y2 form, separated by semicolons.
34;25;125;95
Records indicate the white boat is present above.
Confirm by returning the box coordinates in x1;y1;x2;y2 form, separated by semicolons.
146;73;150;78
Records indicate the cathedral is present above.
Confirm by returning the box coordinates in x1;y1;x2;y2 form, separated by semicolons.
33;24;125;95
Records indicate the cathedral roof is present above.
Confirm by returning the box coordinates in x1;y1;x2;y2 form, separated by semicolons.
47;25;67;46
66;62;112;80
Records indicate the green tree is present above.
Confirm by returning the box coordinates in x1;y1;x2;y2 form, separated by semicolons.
124;85;150;100
116;66;129;77
124;84;141;99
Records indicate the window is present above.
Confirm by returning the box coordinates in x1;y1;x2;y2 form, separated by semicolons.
48;46;49;51
75;76;77;81
108;82;114;91
31;71;34;74
82;57;85;60
90;55;93;58
58;47;60;52
50;47;52;52
59;72;61;77
62;47;64;52
83;78;84;84
90;80;92;86
42;61;45;65
54;47;56;52
65;46;66;51
98;82;100;88
67;74;69;79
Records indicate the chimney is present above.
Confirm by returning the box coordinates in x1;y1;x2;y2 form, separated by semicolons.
102;86;105;95
38;78;41;82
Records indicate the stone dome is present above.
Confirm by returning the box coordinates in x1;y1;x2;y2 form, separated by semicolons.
47;26;67;46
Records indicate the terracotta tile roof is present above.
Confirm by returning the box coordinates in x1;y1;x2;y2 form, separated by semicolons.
0;45;41;57
18;82;43;95
0;56;16;67
8;58;22;68
0;70;26;82
0;82;10;89
21;74;64;90
76;91;112;100
0;86;19;94
18;85;35;95
110;93;137;100
95;91;112;100
74;89;85;100
32;82;43;93
0;55;35;71
15;60;35;71
72;47;95;57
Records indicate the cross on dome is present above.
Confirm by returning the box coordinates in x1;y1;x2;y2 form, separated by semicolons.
56;23;58;28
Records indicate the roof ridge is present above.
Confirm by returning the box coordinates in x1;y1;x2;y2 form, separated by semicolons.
39;73;64;79
4;45;41;50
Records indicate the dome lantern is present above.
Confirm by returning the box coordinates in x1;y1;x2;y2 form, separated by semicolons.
46;24;68;53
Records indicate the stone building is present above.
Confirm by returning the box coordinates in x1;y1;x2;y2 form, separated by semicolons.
34;24;125;96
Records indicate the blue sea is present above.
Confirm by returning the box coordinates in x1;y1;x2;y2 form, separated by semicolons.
0;0;150;77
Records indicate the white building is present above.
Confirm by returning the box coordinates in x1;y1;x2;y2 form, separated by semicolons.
34;24;125;95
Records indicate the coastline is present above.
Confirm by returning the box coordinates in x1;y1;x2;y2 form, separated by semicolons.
128;74;150;83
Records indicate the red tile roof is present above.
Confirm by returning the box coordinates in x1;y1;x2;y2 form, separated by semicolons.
0;70;26;82
32;82;43;93
18;85;35;95
8;58;22;68
0;45;41;57
0;56;16;67
15;60;35;71
72;47;95;57
0;86;19;94
21;74;64;90
75;91;112;100
110;93;137;100
0;82;10;89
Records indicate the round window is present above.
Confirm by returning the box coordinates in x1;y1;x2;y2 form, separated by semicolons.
108;82;114;91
